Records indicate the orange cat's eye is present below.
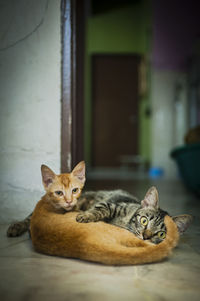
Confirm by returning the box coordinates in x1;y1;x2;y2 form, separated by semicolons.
72;188;79;194
55;190;63;196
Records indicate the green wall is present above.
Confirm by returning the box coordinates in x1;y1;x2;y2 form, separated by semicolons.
84;0;152;166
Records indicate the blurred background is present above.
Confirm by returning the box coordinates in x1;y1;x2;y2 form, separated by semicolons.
84;0;200;182
0;0;200;222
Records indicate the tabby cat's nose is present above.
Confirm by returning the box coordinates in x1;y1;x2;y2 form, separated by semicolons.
143;230;153;240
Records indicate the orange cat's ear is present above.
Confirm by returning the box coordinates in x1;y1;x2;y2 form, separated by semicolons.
141;186;159;209
72;161;86;184
41;165;56;190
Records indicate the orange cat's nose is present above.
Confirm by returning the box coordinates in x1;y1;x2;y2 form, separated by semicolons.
65;199;73;204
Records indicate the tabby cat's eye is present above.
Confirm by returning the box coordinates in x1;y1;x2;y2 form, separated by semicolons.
55;190;63;196
72;187;79;194
140;216;148;226
157;231;166;239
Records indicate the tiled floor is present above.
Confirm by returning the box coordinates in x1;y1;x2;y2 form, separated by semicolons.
0;179;200;301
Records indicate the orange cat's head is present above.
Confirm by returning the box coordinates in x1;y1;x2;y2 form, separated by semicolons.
41;161;85;211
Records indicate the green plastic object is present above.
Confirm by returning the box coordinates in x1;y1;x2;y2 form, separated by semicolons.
170;143;200;196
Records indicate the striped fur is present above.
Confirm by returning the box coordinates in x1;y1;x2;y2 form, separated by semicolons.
76;188;169;244
7;213;32;237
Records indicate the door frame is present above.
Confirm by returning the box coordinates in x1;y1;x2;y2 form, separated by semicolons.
61;0;85;172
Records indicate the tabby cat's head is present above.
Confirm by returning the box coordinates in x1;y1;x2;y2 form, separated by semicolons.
41;161;85;211
130;186;193;244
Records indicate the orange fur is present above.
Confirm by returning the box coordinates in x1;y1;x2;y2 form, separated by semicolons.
30;199;179;265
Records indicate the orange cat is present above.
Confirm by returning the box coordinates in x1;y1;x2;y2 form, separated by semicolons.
30;161;180;265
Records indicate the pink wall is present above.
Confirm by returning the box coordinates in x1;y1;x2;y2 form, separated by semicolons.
152;0;200;71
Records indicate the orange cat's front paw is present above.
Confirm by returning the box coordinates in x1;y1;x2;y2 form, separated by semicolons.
76;213;95;223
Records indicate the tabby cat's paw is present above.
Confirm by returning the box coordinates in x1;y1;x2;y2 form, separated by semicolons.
76;213;95;223
7;222;27;237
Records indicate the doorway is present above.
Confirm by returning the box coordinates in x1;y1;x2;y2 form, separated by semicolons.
91;54;140;167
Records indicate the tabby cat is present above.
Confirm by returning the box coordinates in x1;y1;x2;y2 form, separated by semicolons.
77;188;192;244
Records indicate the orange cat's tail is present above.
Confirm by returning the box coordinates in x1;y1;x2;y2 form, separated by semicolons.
31;203;179;266
74;215;179;265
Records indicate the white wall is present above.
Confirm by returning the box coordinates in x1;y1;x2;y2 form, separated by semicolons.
0;0;61;222
151;69;187;178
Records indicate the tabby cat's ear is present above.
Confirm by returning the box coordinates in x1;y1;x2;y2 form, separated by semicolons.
172;214;193;234
72;161;86;184
41;165;56;190
141;186;159;209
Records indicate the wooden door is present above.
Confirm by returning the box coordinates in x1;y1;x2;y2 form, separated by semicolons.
92;55;140;167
